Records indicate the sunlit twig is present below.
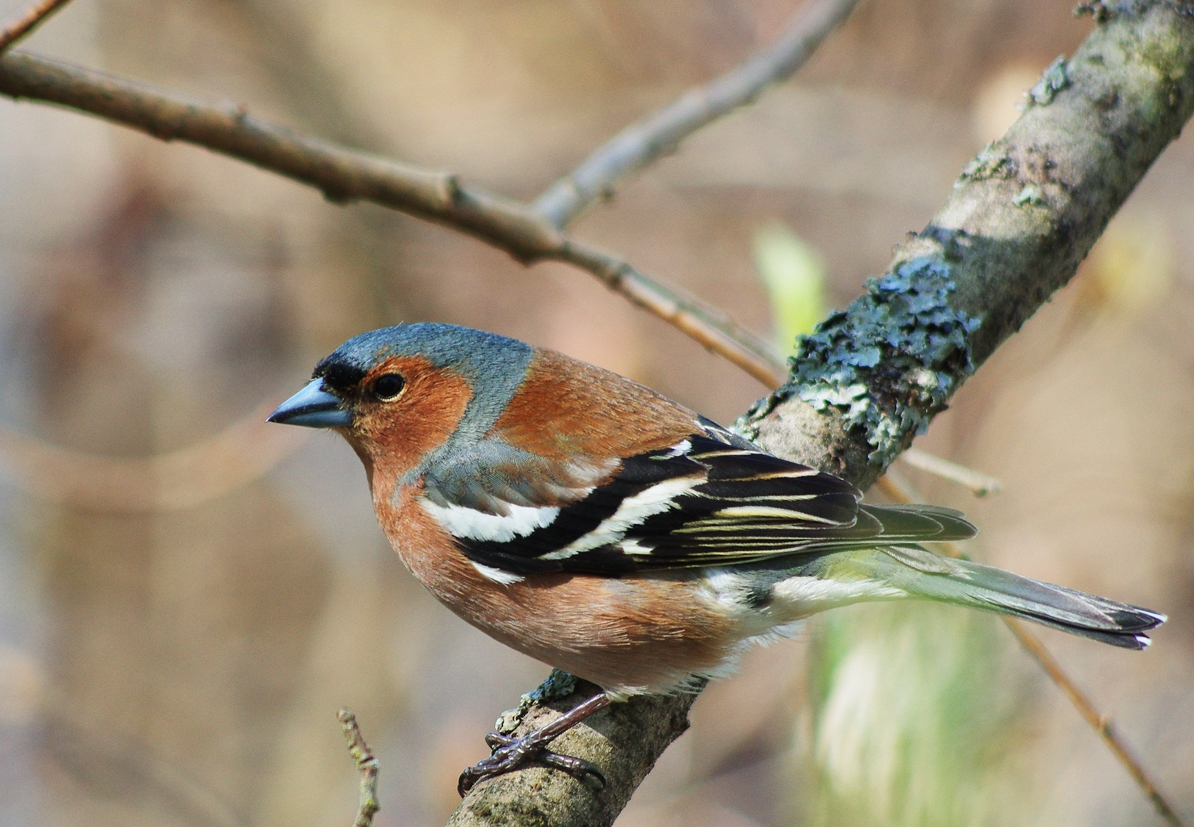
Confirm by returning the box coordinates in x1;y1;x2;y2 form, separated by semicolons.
0;0;73;53
876;470;1186;827
898;446;1004;496
0;51;782;387
338;709;380;827
532;0;863;228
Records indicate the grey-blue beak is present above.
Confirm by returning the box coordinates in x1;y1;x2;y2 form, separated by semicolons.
268;379;353;428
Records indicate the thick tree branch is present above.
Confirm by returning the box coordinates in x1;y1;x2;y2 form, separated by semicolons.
531;0;863;228
0;51;785;385
451;4;1194;825
741;1;1194;486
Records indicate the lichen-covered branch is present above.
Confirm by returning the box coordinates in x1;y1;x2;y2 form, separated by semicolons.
740;0;1194;488
452;4;1194;825
0;51;784;385
531;0;862;228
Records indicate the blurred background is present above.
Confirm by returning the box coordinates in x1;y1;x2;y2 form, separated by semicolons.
0;0;1192;825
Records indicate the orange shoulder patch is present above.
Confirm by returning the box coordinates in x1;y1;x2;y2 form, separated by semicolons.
489;349;700;461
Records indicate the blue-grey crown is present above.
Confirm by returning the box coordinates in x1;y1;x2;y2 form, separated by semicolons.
315;323;536;445
316;323;530;386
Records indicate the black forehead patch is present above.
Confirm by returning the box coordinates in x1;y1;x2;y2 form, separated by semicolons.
314;357;366;394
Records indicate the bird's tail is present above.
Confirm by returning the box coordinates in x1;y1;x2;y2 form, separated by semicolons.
828;545;1166;649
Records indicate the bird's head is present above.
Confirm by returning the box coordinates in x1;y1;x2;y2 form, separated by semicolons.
268;323;535;482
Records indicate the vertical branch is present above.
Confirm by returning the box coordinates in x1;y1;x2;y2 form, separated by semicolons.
338;709;380;827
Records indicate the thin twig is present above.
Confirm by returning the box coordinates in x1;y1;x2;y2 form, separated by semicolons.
557;241;787;385
876;471;1186;827
0;0;72;53
531;0;864;228
0;401;310;512
338;709;380;827
1002;618;1185;827
0;51;781;386
898;446;1004;496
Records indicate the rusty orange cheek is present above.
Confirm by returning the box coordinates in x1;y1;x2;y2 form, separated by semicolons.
352;356;473;481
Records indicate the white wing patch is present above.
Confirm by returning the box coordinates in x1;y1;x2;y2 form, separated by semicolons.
539;474;706;560
470;561;525;585
660;439;692;458
420;498;561;542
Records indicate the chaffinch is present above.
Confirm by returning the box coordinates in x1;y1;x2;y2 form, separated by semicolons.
268;322;1164;795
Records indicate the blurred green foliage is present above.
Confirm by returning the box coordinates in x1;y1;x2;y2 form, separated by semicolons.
753;222;827;355
803;604;1035;827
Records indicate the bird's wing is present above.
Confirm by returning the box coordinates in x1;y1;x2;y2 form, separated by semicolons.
421;427;976;577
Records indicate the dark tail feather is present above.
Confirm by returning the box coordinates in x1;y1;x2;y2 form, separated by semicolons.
876;547;1166;649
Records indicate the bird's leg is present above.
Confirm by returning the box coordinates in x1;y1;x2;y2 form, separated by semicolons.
458;691;611;796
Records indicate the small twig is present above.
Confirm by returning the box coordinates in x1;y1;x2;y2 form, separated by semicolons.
0;51;780;387
338;709;380;827
1002;618;1186;827
0;0;72;53
898;446;1004;496
557;242;786;385
0;401;310;512
531;0;864;228
877;471;1185;827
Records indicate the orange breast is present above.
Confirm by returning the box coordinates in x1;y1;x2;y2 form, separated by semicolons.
373;480;740;695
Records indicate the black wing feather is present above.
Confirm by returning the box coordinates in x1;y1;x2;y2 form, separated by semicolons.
450;430;976;576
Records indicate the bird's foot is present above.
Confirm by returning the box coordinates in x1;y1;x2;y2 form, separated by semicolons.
457;691;612;796
457;730;605;796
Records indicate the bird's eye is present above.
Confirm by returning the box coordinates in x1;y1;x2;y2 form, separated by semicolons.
372;373;406;401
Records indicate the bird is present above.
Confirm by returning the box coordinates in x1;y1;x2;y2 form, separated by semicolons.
267;322;1165;796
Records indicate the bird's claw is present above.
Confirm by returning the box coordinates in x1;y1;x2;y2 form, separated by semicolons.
458;730;605;796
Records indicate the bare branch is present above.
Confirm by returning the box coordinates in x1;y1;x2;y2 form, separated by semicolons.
532;0;864;228
0;50;781;386
0;0;72;53
0;402;309;512
338;709;380;827
877;470;1186;827
898;446;1003;496
556;241;785;385
1002;618;1185;827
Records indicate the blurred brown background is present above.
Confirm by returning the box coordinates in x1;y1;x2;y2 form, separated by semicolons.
0;0;1191;825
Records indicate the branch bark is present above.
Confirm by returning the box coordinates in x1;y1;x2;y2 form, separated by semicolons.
448;4;1194;825
0;0;73;52
531;0;863;228
0;51;785;385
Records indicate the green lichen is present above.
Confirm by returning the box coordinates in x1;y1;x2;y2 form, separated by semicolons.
1026;55;1070;106
1013;184;1044;205
960;144;1014;182
494;669;578;734
754;257;980;467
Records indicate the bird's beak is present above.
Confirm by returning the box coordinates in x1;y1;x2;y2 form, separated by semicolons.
267;379;353;428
